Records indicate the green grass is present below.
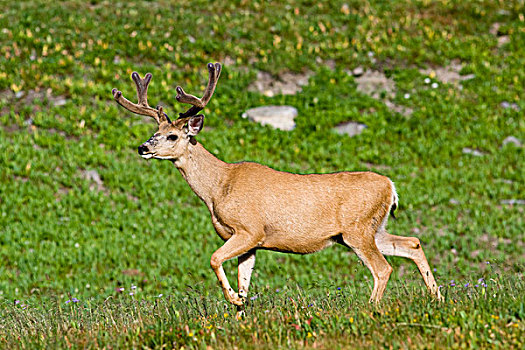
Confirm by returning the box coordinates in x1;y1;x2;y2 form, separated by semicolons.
0;0;524;348
2;274;524;349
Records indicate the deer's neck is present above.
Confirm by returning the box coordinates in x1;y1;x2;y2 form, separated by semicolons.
173;141;229;206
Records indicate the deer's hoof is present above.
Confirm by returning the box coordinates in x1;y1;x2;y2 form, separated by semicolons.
235;309;246;320
230;293;245;306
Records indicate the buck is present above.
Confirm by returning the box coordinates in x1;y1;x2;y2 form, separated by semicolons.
112;63;442;314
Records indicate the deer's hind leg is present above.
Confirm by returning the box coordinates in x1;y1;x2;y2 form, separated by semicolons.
238;250;256;300
235;250;256;319
375;229;442;300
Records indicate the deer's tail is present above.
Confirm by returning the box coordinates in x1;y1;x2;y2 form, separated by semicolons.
389;180;399;219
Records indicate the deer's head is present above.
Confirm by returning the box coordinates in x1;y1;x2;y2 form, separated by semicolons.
112;63;221;160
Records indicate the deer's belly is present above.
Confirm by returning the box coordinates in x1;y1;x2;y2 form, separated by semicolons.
258;228;337;254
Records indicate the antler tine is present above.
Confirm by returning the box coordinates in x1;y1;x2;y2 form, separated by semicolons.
176;63;222;119
132;72;152;106
112;72;163;124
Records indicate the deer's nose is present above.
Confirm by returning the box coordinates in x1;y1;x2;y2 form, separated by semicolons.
138;144;149;155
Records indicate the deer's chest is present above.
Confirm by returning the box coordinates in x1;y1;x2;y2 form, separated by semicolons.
209;212;234;241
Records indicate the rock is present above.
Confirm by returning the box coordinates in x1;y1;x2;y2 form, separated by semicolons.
354;70;395;99
500;199;525;205
248;70;313;97
490;22;501;36
333;121;367;137
82;170;103;187
462;147;484;156
325;59;336;70
502;136;522;147
223;56;235;66
490;23;511;46
351;70;412;116
53;97;67;106
497;36;510;46
384;100;413;116
351;66;364;77
242;106;297;131
419;61;475;85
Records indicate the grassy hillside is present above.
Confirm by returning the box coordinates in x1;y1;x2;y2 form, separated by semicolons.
0;0;523;348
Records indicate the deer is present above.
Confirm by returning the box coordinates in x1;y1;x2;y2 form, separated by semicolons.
112;63;442;316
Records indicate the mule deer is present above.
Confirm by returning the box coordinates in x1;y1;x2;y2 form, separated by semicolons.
112;63;442;313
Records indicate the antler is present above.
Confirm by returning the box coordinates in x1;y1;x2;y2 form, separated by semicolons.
176;63;222;119
112;72;167;124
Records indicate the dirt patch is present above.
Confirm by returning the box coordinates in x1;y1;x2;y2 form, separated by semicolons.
490;23;510;47
352;70;412;116
1;123;23;133
248;70;313;97
1;120;80;141
354;70;396;99
80;169;108;194
14;175;29;183
384;100;413;117
54;185;72;201
122;269;144;276
360;162;392;171
419;60;475;85
333;121;367;137
0;88;69;114
478;233;514;250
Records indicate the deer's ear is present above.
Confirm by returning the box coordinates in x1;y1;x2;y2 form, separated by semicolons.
187;115;204;136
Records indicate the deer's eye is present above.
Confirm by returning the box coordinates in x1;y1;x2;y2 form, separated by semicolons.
167;134;178;141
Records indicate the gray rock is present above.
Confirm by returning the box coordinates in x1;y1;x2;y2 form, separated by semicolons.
490;22;501;36
419;61;475;85
500;199;525;205
462;147;484;156
497;36;510;46
82;170;103;187
53;97;67;106
384;100;413;116
242;106;297;131
502;136;522;147
333;121;367;137
248;71;312;97
355;70;395;99
352;66;364;77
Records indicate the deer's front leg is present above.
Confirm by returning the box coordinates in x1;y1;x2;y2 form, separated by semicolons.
210;233;260;307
